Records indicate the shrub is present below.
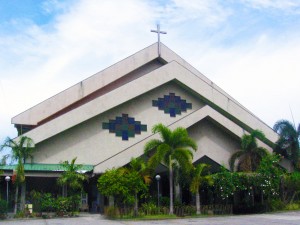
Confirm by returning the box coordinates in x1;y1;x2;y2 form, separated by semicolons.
30;190;42;213
160;197;170;207
55;197;72;216
68;194;81;212
268;199;285;211
0;200;7;219
141;202;159;215
285;203;300;210
14;210;25;218
41;193;55;212
104;206;120;219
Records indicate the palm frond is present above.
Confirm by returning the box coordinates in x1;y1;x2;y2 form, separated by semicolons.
274;120;295;133
254;147;269;158
229;150;244;171
152;123;172;143
176;137;198;151
190;163;211;193
172;148;193;173
144;139;161;154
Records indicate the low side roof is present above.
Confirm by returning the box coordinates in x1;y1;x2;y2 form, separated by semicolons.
0;163;93;172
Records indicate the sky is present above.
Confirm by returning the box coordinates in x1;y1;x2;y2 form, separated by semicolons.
0;0;300;151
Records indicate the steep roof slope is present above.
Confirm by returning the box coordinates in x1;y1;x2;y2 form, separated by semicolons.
12;42;278;146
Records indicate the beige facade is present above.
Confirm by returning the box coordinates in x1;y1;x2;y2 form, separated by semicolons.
12;43;279;173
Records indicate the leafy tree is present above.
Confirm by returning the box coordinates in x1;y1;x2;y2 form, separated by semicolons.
273;120;300;169
190;163;213;214
57;157;88;195
144;123;197;214
229;130;269;172
257;154;283;202
0;136;34;213
97;167;148;209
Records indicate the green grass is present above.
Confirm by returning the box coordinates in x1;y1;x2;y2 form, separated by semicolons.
113;213;217;221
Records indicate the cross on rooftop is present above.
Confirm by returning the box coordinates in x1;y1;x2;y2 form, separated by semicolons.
151;24;167;57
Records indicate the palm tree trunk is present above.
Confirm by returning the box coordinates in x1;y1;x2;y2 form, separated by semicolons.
134;192;138;217
20;182;26;211
196;191;201;215
14;185;19;214
169;165;174;215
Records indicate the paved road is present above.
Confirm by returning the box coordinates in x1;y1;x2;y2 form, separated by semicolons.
3;211;300;225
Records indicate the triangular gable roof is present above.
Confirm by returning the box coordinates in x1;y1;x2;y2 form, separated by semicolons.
12;43;278;147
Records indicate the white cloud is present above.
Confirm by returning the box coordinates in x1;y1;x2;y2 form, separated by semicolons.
181;33;300;128
0;0;300;146
242;0;300;12
159;0;231;26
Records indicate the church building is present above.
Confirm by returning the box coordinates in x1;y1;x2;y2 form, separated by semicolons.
2;42;284;212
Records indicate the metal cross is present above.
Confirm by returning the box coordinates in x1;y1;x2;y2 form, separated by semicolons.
151;24;167;56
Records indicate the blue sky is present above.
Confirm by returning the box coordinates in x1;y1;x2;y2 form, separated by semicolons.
0;0;300;154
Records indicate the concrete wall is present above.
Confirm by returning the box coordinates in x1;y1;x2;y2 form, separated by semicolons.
33;81;205;165
188;119;241;168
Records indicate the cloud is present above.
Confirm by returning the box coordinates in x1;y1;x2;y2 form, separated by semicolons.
242;0;300;12
0;0;300;147
158;0;231;26
182;33;300;128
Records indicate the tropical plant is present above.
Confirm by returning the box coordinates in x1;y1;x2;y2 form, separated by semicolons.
57;157;88;196
97;167;148;210
257;154;283;202
0;200;8;219
190;163;213;214
0;136;34;213
128;158;152;216
273;120;300;169
144;123;197;214
229;130;269;172
282;172;300;204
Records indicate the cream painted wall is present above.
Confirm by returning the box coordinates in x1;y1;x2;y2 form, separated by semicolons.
188;119;241;168
33;81;205;165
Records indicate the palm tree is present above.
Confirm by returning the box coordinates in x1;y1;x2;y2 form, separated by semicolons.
229;130;268;172
57;157;88;196
190;163;213;215
1;136;34;213
125;158;152;216
57;157;88;212
273;120;300;169
144;123;197;214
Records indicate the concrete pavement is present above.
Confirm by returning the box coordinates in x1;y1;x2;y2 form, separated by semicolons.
3;211;300;225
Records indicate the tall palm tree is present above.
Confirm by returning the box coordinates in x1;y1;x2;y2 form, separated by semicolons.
229;130;268;172
273;120;300;169
0;136;34;213
57;157;88;196
144;123;197;214
190;163;213;215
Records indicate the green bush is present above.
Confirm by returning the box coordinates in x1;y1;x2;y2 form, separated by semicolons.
104;206;120;218
14;210;25;218
285;203;300;210
55;197;72;216
41;193;55;212
30;190;42;213
0;200;7;219
141;202;159;215
160;197;170;207
68;194;81;212
268;199;285;211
